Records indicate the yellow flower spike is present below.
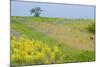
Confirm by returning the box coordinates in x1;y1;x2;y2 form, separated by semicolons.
11;36;64;65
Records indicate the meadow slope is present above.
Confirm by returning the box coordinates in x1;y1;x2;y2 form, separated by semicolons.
11;16;95;66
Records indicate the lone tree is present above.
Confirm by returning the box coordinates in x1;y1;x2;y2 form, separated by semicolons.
30;7;42;17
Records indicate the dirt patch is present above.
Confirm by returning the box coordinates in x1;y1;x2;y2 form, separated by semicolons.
27;22;95;51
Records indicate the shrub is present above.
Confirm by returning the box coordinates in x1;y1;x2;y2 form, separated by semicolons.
86;23;95;34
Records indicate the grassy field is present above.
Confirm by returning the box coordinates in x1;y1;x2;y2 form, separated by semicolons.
11;16;95;66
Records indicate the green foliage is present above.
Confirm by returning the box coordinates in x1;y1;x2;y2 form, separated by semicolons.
86;22;95;34
30;7;42;17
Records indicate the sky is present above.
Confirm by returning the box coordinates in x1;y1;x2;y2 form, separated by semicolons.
11;1;95;19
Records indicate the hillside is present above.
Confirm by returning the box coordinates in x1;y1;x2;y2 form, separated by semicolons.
11;16;95;66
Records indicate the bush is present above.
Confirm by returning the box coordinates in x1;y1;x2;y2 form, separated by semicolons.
86;23;95;34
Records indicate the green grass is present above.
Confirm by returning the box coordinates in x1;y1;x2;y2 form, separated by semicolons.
11;22;62;48
11;16;95;66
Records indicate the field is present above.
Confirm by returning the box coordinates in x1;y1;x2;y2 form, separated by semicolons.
11;16;95;66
